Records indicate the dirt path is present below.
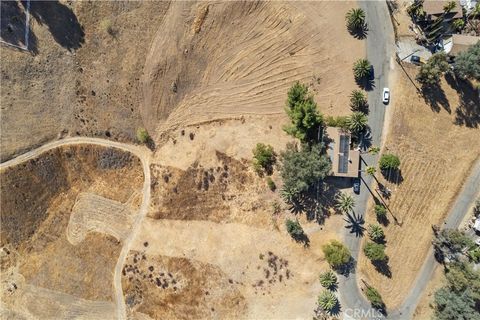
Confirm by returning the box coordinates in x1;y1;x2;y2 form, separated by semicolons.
1;136;152;320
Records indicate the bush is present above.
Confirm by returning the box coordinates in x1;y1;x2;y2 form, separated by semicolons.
266;177;276;191
280;143;331;197
319;270;338;289
365;286;385;310
379;153;400;171
285;219;304;238
317;290;338;313
252;143;276;175
363;242;387;262
136;127;150;144
325;115;349;130
322;240;351;269
416;52;449;86
374;204;387;217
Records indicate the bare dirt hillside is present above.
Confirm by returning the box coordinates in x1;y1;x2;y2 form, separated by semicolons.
142;1;364;139
1;145;143;317
0;1;169;161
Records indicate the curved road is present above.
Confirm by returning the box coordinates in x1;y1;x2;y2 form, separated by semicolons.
339;2;480;319
0;137;152;320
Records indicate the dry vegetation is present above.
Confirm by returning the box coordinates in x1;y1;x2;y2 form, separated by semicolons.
0;145;143;317
358;64;480;308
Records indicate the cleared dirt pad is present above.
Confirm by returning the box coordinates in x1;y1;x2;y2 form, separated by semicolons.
358;66;480;308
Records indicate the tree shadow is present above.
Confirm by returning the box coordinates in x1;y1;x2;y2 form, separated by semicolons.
421;84;451;113
356;76;375;91
381;168;403;184
372;258;392;278
348;23;369;40
291;232;310;248
335;257;356;277
344;211;365;237
23;0;84;51
359;128;372;151
1;0;38;53
446;74;480;128
376;213;390;227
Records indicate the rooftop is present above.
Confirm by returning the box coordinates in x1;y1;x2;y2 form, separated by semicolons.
423;0;463;19
325;127;360;178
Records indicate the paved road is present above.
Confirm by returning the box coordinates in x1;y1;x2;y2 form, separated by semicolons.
338;1;395;318
0;137;152;320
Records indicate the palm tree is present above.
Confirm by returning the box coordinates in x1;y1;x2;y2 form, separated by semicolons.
281;186;298;204
319;270;338;289
335;192;355;214
318;290;338;313
366;166;376;176
347;111;368;133
353;58;372;80
443;1;456;13
349;90;368;112
367;224;385;242
345;8;366;30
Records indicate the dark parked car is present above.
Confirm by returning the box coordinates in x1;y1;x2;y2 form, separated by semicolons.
353;178;361;194
410;55;421;65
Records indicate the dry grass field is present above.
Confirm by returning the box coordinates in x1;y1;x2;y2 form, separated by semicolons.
0;145;143;317
357;65;480;308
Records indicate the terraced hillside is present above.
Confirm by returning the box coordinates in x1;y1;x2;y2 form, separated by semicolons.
0;145;143;318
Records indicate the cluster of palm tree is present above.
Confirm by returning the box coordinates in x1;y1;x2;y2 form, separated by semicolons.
345;8;366;31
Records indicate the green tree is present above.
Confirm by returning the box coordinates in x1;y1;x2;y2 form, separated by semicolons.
317;290;339;313
433;288;477;320
279;143;331;197
335;192;355;214
349;90;368;112
367;224;385;242
252;143;276;175
416;52;449;86
353;58;372;81
284;82;323;142
433;229;475;262
363;242;387;262
322;240;351;269
285;219;304;238
365;286;385;310
136;127;150;144
345;8;366;30
319;270;338;289
379;153;400;171
347;111;368;133
366;166;376;176
374;204;387;218
454;42;480;80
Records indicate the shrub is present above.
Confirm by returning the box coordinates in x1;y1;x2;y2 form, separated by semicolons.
367;224;385;242
285;219;304;238
379;153;400;171
365;286;385;310
322;240;351;269
252;143;276;175
136;127;150;144
374;204;387;218
266;177;276;191
325;116;349;130
271;201;281;215
416;52;449;86
363;242;387;262
319;270;338;289
317;290;339;313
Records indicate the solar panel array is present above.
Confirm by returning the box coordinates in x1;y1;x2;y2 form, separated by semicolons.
338;135;350;173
